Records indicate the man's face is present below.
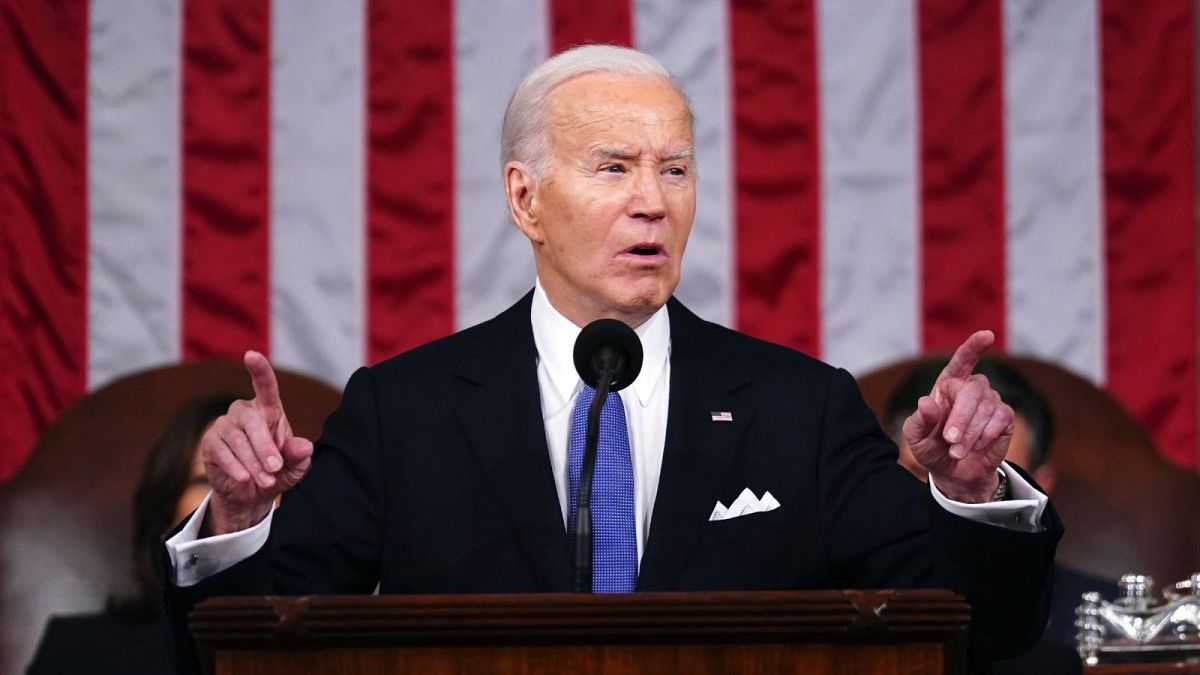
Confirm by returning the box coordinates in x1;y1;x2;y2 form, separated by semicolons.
508;73;696;327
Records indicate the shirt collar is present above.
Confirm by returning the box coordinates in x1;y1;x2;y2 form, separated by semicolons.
531;279;670;412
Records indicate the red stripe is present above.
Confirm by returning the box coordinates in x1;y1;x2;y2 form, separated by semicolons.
366;0;455;363
917;0;1007;352
731;0;821;356
181;0;271;359
1100;0;1197;468
0;0;89;481
550;0;631;53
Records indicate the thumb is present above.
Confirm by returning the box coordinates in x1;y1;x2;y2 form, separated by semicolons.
280;434;312;466
903;395;944;444
279;435;313;486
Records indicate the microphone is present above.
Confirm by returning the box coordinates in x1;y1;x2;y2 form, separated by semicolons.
571;319;643;593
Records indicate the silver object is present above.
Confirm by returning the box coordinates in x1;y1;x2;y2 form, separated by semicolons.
1077;572;1200;666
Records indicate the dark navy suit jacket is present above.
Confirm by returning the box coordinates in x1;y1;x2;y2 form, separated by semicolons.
165;292;1062;667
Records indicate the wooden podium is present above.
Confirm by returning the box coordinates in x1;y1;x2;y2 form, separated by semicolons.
190;589;969;674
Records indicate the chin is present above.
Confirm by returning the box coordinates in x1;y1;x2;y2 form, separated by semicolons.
607;286;671;317
588;271;677;320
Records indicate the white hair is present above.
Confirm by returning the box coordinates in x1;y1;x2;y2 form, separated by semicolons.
500;44;689;177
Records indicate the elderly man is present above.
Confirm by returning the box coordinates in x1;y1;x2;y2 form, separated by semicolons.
164;45;1060;667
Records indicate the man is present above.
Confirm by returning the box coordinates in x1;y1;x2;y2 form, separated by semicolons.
164;45;1060;668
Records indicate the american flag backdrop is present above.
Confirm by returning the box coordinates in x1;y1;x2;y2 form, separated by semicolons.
1;0;1196;481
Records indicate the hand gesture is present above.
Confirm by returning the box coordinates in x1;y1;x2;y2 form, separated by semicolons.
200;351;313;535
901;331;1012;503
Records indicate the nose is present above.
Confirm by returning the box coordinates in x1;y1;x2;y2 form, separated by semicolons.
629;167;667;221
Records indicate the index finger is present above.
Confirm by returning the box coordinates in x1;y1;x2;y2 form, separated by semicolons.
244;350;283;416
937;330;995;383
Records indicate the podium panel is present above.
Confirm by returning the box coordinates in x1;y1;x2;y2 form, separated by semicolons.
190;590;969;675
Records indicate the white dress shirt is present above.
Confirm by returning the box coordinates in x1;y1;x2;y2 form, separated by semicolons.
531;279;670;565
166;280;1047;586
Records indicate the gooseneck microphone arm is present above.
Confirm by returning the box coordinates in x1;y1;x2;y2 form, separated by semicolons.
571;319;643;593
572;355;615;594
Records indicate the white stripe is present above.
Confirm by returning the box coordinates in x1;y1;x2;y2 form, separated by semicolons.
269;0;366;388
816;0;920;374
454;0;547;330
633;0;734;327
87;0;182;390
1003;0;1104;383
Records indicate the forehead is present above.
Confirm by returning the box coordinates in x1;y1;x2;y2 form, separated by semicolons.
545;73;693;151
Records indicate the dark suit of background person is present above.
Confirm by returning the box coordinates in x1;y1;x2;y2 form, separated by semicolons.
27;395;234;674
163;292;1063;670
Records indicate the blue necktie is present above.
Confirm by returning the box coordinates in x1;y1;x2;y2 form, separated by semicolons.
567;385;637;593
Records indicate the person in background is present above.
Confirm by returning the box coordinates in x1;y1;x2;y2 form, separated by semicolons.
886;357;1114;673
27;393;237;675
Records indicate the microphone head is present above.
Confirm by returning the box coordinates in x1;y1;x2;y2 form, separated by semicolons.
572;319;644;392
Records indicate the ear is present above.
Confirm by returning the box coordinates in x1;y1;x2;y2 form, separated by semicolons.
504;161;543;244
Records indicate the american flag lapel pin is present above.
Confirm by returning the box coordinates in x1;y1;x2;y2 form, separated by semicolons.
710;411;733;422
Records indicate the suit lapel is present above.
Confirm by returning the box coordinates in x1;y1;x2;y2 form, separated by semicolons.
637;300;754;591
452;293;572;592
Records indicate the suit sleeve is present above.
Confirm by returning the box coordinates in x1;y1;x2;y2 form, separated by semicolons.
816;367;1063;663
160;366;387;673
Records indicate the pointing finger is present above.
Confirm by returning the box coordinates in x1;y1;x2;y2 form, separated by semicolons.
937;330;995;384
244;350;283;419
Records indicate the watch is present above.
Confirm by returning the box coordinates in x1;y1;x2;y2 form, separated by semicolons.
990;469;1009;502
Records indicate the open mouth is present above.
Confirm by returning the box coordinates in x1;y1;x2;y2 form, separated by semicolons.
624;243;664;257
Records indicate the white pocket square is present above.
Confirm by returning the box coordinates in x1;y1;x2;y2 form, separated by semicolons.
709;488;781;521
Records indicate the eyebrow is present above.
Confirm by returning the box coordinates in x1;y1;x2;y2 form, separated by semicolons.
590;147;695;162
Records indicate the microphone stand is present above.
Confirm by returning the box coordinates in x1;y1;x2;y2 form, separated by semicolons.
573;366;614;593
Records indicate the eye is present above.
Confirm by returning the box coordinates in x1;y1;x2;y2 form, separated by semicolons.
664;166;687;177
601;164;625;174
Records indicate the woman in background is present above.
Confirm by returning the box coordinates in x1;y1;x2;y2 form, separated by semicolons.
27;394;236;674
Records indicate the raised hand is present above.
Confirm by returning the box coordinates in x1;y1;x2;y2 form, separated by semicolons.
200;351;314;535
901;331;1013;503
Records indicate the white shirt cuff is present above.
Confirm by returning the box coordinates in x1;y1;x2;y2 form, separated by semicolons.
164;491;274;587
928;461;1048;533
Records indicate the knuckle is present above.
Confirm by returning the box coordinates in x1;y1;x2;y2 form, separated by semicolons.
214;455;242;479
230;436;255;461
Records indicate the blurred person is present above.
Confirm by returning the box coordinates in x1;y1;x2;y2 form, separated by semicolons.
887;357;1114;673
27;393;237;675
